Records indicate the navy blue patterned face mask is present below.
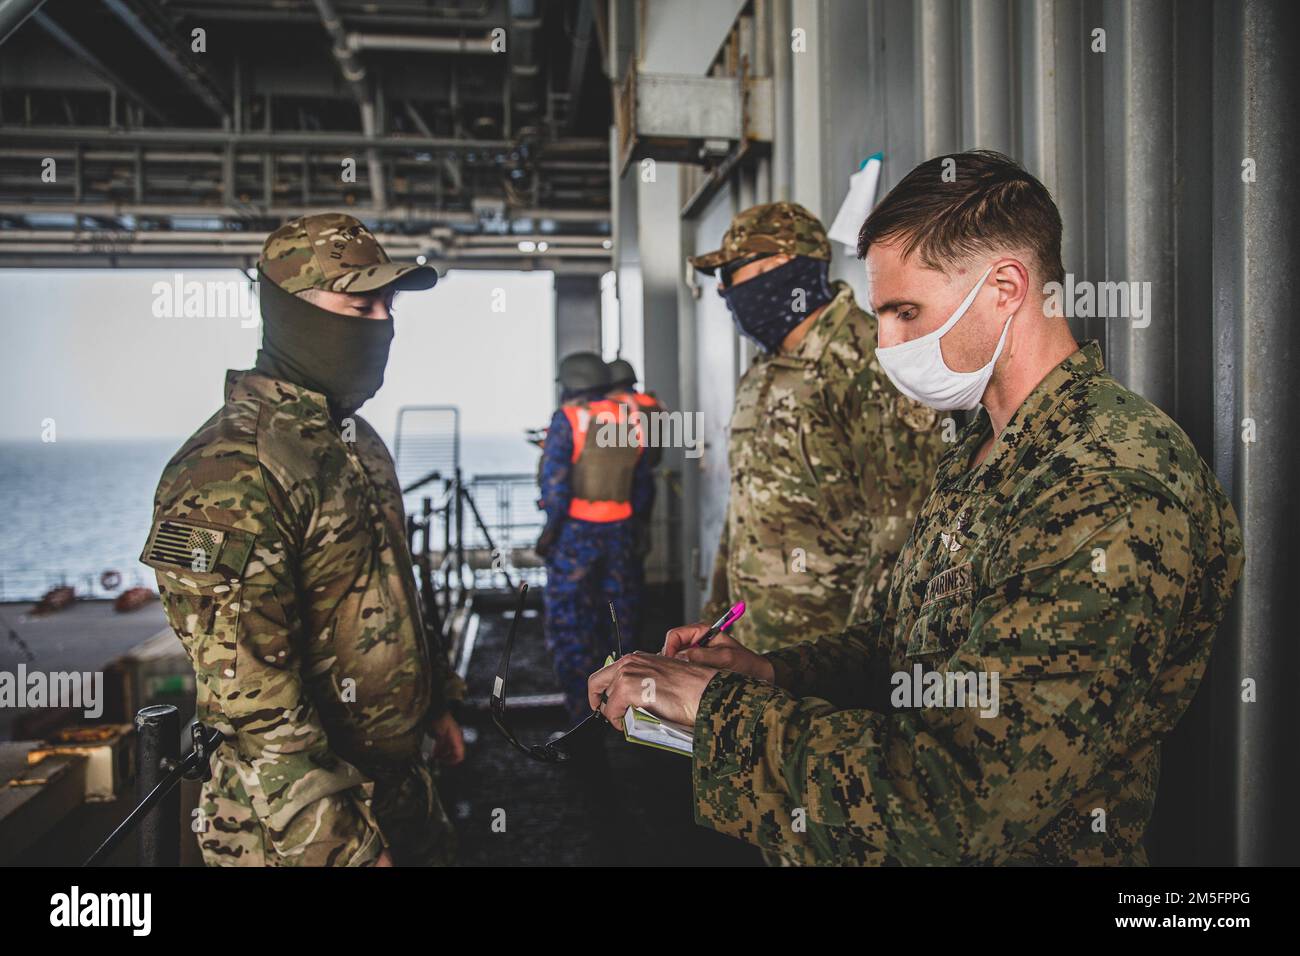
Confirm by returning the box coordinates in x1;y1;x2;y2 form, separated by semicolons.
717;255;835;353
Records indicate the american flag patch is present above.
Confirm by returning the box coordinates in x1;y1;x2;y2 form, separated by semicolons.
145;520;226;572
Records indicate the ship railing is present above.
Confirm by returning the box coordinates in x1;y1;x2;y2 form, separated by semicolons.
404;471;546;642
0;563;152;604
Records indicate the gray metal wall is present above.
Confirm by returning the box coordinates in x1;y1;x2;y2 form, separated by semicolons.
808;0;1300;869
615;0;1299;863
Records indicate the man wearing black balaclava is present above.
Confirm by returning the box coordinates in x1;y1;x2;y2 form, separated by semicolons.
141;214;465;867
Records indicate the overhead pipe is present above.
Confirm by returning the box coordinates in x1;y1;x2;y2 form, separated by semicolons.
0;229;427;245
0;0;44;47
0;147;520;165
403;100;464;195
158;6;496;29
31;11;169;124
0;241;609;260
0;201;606;223
99;0;228;122
311;0;387;211
0;124;514;151
344;32;495;53
564;0;594;131
0;253;611;275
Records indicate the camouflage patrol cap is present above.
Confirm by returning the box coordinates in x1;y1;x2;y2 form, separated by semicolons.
689;201;832;275
258;213;439;294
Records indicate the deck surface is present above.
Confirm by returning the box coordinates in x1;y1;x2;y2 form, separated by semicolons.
1;595;763;865
443;602;762;866
0;600;168;740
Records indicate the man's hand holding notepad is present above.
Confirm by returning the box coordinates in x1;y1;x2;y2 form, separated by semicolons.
594;603;751;757
622;706;694;755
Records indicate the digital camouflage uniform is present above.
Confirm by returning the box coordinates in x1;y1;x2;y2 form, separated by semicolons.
692;202;946;652
691;343;1243;865
141;215;462;866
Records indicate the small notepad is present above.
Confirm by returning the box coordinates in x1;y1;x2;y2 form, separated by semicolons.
623;706;693;756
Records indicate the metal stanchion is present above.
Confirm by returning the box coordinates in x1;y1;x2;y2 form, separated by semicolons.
136;704;180;866
85;709;223;867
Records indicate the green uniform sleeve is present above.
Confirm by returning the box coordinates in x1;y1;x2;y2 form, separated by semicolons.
693;475;1195;865
732;363;930;697
822;364;944;629
444;663;468;706
430;628;467;711
762;618;893;711
147;464;385;867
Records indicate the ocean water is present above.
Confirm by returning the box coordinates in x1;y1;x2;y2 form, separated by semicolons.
0;434;539;601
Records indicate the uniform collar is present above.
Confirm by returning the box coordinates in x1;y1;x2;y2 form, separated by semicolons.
939;341;1104;490
764;280;857;368
225;368;333;421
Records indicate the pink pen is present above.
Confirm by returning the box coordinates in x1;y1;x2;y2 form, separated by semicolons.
694;601;746;647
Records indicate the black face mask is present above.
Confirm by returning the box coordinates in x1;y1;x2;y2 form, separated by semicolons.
254;269;394;420
717;255;835;353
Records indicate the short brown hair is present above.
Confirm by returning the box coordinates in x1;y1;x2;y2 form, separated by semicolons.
856;150;1065;285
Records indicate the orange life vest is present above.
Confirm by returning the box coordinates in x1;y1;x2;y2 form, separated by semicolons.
608;389;663;413
561;398;644;522
607;389;664;468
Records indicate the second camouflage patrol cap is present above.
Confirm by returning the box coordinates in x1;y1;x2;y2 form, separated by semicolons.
688;201;832;275
258;213;439;294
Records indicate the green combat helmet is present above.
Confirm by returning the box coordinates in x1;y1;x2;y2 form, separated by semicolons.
607;358;638;389
557;352;611;393
259;213;439;293
688;201;832;275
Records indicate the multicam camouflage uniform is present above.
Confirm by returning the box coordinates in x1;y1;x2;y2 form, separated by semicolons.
692;343;1243;865
691;202;946;652
140;214;461;866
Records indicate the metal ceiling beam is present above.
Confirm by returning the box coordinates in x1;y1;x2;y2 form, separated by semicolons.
0;147;477;163
565;0;594;130
0;252;612;275
456;234;608;246
0;125;515;152
403;100;464;196
311;0;386;211
0;239;610;259
0;201;609;223
0;0;44;47
159;1;503;30
99;0;229;122
30;10;170;124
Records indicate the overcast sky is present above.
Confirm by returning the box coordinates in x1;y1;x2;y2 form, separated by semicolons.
0;268;556;445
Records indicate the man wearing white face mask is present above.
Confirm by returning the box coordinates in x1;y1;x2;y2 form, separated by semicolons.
872;260;1017;413
589;150;1242;865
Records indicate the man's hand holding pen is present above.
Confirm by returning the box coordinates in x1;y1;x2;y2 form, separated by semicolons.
662;622;775;683
586;651;718;731
585;614;776;732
